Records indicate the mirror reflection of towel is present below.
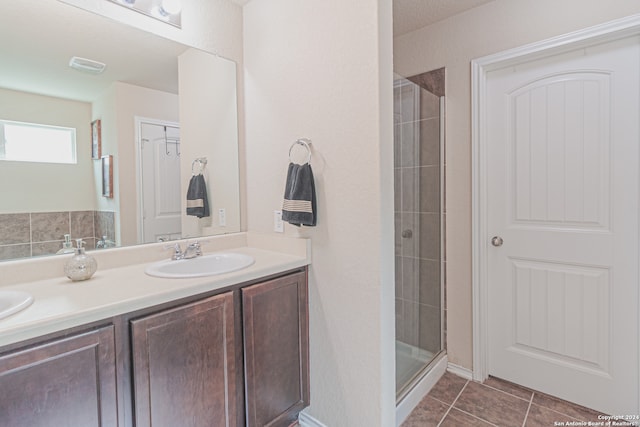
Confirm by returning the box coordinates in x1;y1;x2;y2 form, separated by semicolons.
186;174;210;218
282;163;316;227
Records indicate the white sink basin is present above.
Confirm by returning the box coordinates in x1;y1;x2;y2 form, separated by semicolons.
0;290;34;320
145;253;255;278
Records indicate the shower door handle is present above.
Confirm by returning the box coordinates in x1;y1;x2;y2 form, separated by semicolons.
491;236;504;247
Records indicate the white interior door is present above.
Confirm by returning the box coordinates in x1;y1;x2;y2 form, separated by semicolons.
486;36;639;414
140;121;182;243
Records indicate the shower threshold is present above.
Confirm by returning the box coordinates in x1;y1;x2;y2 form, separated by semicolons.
396;340;444;401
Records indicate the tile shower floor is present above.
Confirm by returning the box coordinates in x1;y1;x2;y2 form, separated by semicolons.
401;372;628;427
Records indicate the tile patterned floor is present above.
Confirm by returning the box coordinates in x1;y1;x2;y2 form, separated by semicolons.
401;372;632;427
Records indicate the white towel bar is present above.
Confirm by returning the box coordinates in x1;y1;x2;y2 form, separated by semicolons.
289;138;312;164
191;157;207;175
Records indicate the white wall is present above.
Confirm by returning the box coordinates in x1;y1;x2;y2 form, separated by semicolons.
179;49;241;238
92;82;178;246
243;1;395;425
92;86;119;237
114;82;180;246
394;0;640;370
0;87;95;213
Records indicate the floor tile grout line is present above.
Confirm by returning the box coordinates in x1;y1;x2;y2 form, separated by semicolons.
521;393;534;427
436;380;469;427
532;392;604;420
482;380;605;423
453;407;499;427
412;374;607;427
481;382;534;402
528;394;588;423
429;395;453;407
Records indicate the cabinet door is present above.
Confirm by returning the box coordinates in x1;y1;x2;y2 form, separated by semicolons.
243;271;309;427
131;291;237;427
0;326;118;427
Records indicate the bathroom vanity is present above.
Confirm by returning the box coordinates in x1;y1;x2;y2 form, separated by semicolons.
0;234;310;427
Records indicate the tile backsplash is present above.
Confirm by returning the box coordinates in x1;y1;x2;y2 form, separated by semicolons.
0;210;115;261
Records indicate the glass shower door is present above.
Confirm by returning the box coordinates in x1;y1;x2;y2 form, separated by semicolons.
393;72;445;399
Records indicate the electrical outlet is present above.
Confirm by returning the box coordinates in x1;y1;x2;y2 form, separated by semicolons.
218;208;226;226
274;210;284;233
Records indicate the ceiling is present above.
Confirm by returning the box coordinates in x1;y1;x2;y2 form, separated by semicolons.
230;0;497;36
0;0;188;103
231;0;497;37
393;0;496;37
1;0;495;103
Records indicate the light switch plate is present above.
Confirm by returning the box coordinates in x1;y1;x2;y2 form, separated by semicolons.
218;208;226;226
274;210;284;233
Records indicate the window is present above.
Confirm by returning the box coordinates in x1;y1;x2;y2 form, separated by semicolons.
0;119;77;164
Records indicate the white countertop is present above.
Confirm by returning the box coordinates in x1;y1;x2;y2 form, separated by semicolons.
0;233;310;348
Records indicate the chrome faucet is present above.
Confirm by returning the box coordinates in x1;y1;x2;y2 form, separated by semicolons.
166;241;202;260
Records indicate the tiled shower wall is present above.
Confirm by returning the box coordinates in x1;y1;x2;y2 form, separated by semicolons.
0;210;115;261
394;69;444;355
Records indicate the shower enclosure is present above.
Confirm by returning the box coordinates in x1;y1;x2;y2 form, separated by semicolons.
394;68;445;400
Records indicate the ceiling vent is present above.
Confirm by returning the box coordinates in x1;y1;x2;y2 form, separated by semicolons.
68;56;107;74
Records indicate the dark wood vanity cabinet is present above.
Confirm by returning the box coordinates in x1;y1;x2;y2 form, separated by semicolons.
0;326;118;427
129;270;310;427
0;268;309;427
243;270;310;427
131;292;239;427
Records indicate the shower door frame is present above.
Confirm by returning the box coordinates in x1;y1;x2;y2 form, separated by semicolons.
394;84;447;401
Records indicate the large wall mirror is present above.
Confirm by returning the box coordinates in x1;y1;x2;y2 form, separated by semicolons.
0;0;241;261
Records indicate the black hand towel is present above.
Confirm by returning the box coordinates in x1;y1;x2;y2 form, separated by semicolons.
186;174;210;218
282;162;317;227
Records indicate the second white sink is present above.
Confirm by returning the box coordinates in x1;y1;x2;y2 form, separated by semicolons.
145;252;255;279
0;290;34;320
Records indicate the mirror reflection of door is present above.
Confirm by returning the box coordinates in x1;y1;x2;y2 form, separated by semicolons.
139;120;182;243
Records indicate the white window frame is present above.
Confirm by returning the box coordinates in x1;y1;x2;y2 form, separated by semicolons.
0;119;77;164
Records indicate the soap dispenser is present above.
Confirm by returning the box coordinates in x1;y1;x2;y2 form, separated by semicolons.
64;239;98;281
56;234;75;255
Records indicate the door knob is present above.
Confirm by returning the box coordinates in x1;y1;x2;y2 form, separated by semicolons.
491;236;504;247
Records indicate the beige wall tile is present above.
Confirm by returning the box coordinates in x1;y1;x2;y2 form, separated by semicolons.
419;118;440;167
0;244;30;261
31;212;70;243
70;211;95;240
0;213;30;245
419;165;440;213
419;303;441;353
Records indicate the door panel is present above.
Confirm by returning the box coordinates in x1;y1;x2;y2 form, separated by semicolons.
141;121;181;243
510;73;610;228
510;258;609;372
242;271;309;427
486;36;639;414
131;292;237;427
0;326;118;427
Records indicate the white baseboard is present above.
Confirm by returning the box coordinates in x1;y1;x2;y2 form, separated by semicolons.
395;353;448;427
447;362;473;380
298;410;327;427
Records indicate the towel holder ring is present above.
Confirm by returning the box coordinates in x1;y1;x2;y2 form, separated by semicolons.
289;138;312;164
191;157;207;175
